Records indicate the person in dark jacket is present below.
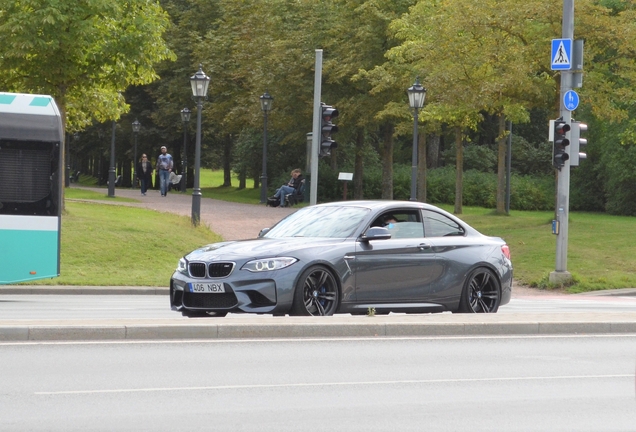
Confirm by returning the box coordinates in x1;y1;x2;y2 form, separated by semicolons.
136;154;153;196
270;168;303;207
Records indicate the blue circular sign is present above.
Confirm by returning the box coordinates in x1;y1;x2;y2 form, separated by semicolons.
564;90;579;111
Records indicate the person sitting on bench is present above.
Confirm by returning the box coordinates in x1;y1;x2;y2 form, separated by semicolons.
269;168;303;207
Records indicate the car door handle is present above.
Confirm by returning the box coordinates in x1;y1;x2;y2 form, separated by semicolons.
418;243;431;250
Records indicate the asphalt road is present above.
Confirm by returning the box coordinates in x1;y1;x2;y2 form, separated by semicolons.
1;335;634;431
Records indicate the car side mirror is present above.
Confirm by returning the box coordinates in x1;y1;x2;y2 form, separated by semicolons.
258;228;270;238
359;226;391;242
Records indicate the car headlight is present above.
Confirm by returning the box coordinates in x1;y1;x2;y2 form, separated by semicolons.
177;258;188;275
242;257;298;272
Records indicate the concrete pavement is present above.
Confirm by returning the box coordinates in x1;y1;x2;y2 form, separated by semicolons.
2;186;636;341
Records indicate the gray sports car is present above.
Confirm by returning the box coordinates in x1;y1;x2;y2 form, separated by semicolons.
170;201;512;317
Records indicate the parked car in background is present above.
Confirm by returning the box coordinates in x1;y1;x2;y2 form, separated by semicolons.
170;201;512;317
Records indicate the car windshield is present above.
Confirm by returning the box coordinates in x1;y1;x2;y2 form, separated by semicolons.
264;206;370;238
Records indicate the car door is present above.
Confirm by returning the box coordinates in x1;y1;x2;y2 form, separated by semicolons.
419;209;470;303
352;210;445;302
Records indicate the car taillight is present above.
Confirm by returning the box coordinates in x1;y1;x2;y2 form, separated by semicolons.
501;244;511;260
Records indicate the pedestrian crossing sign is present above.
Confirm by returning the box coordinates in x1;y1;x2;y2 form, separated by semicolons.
551;39;572;70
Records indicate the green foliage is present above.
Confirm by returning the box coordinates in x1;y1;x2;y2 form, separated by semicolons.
425;167;457;205
312;164;554;211
442;143;498;173
0;0;175;129
509;175;554;211
10;0;636;216
509;135;553;176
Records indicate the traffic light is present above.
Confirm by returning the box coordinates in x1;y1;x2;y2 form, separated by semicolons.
551;118;570;169
569;120;588;167
320;103;339;157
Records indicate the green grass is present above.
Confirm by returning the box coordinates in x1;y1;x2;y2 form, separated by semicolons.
66;188;138;202
57;170;636;292
34;200;222;286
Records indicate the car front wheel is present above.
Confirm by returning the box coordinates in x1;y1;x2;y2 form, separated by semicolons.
456;267;501;313
290;265;339;316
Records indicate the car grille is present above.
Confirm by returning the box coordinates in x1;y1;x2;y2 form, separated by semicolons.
187;262;235;278
183;290;238;309
209;262;234;277
189;263;206;278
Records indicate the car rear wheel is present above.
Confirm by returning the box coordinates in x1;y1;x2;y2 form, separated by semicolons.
290;265;339;316
456;267;501;313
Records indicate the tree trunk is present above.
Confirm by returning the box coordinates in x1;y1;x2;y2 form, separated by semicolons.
222;134;232;187
330;147;338;172
380;123;394;200
354;128;365;200
454;127;463;215
417;131;427;202
496;114;506;214
238;170;246;189
427;133;440;169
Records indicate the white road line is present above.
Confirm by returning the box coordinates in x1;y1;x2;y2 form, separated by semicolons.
35;374;634;395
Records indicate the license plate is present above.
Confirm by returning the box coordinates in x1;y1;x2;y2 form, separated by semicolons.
189;283;225;293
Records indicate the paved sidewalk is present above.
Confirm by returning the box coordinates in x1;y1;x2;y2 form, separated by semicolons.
2;185;635;341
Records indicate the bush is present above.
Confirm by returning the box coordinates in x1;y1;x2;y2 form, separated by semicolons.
292;163;555;211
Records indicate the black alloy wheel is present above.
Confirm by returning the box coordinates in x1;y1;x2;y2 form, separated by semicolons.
457;268;501;313
291;265;339;316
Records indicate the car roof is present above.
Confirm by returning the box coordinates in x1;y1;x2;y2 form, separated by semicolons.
315;200;440;212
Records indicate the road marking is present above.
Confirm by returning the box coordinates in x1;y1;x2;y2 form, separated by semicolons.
35;374;634;395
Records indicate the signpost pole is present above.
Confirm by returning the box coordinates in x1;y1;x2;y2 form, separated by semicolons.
310;50;322;206
550;0;574;285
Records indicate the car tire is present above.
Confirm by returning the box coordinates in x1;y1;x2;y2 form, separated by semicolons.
456;267;501;313
181;310;228;318
290;265;339;316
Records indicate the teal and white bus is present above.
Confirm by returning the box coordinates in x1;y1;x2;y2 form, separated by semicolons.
0;92;64;284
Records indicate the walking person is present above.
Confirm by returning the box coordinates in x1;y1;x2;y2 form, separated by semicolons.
156;146;173;197
136;154;153;196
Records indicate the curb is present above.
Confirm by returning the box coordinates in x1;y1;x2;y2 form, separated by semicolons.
2;320;636;342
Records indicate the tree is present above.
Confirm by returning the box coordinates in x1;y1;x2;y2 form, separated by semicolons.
0;0;175;131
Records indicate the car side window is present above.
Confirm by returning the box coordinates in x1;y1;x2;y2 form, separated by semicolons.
422;210;465;237
370;210;424;239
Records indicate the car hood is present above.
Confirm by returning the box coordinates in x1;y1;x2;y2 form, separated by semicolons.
185;237;348;262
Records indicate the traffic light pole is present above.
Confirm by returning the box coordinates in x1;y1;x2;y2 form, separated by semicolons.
310;49;322;206
550;0;574;285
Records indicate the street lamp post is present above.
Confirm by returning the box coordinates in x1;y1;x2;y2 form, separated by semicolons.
407;78;427;201
190;65;210;226
108;120;116;197
180;108;191;193
259;92;273;204
132;119;140;188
